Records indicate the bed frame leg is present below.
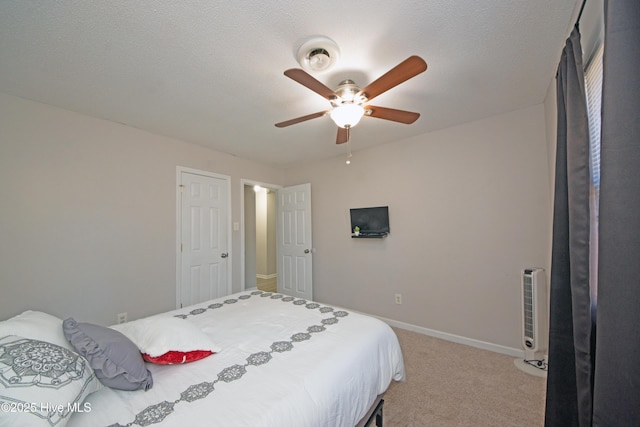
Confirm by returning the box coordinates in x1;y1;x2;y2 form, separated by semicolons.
363;398;384;427
376;399;383;427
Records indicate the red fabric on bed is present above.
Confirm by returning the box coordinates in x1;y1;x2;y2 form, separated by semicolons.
142;350;214;364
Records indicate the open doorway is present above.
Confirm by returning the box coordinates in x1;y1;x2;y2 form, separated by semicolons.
242;182;278;292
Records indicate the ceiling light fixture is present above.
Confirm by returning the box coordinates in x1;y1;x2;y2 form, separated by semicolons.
296;36;340;73
307;48;331;71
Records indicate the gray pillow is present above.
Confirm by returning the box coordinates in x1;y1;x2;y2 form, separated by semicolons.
63;318;153;391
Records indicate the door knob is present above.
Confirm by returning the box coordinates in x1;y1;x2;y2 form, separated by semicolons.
221;253;228;258
304;249;310;254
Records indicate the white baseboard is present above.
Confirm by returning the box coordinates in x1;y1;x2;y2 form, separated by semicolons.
374;315;525;358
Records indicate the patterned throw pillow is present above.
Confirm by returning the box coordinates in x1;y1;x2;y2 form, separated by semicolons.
0;311;74;351
0;336;102;427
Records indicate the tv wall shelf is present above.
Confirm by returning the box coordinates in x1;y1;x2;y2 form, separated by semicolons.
352;233;388;238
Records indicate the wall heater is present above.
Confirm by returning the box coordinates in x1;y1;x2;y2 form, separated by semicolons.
521;268;548;363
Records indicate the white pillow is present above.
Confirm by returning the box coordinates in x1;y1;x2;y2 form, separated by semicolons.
0;311;73;351
111;316;220;358
0;335;102;426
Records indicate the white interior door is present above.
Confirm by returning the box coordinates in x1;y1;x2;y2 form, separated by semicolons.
178;170;230;307
277;183;313;300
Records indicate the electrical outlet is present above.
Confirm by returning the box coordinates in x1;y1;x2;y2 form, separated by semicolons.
395;294;402;305
117;312;128;324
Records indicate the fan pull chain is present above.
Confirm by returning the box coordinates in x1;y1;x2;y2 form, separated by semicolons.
346;128;353;165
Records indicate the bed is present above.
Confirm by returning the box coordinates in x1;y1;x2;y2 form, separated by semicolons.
0;290;405;427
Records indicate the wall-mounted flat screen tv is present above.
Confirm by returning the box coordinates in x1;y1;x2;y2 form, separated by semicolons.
350;206;390;236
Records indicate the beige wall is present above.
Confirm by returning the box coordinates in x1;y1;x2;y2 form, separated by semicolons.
266;190;276;276
243;185;257;289
254;188;276;278
0;93;284;325
284;104;552;350
1;91;552;352
256;188;268;276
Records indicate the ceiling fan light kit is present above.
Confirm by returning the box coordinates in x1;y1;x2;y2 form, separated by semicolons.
329;79;367;128
330;104;365;128
296;36;340;73
276;54;427;145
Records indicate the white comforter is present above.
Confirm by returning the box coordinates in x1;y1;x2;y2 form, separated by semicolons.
67;291;405;427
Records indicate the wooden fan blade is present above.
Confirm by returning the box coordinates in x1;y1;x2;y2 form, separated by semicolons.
358;56;427;101
275;111;327;128
336;127;349;144
284;69;337;101
365;105;420;124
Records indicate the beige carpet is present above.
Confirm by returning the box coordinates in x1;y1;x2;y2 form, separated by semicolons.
383;328;546;426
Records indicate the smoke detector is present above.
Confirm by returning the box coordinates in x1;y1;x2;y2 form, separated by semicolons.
296;36;340;73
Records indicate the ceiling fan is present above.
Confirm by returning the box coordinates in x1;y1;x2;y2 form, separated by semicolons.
275;55;427;144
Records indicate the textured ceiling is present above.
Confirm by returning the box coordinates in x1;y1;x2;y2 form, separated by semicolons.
0;1;580;168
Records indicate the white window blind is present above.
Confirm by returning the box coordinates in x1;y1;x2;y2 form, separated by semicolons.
584;41;603;302
585;42;603;192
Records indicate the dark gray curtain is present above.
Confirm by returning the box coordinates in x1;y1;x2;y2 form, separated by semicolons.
592;0;640;425
546;1;640;425
545;25;594;427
